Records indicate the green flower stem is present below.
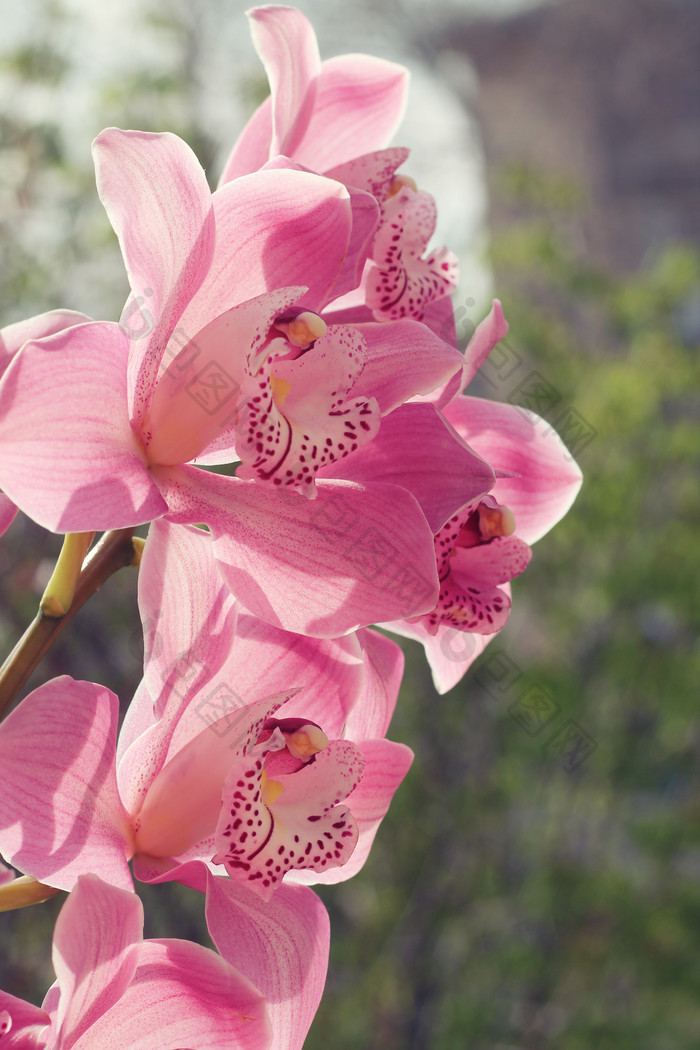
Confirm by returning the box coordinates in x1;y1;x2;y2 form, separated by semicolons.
0;527;138;721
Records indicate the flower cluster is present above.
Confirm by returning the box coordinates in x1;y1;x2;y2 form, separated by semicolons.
0;6;582;1047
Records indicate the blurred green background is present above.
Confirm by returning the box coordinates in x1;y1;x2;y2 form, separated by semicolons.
1;0;699;1047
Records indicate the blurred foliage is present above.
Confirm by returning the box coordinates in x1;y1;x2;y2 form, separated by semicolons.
1;5;699;1050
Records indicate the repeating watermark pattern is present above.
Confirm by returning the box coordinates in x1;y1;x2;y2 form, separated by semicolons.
474;648;597;772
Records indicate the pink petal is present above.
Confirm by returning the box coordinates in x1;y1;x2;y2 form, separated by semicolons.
158;465;439;636
344;628;404;740
384;617;494;695
320;403;495;533
0;992;50;1049
348;319;464;415
292;54;409;172
177;169;352;339
325;186;379;302
248;5;320;158
325;147;410;201
0;309;92;373
289;738;412;885
443;395;583;544
205;875;329;1050
52;875;142;1050
229;612;366;739
72;938;270;1050
0;678;132;892
461;299;509;389
0;323;166;531
93;129;216;425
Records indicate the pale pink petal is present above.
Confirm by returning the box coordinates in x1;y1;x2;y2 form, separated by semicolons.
205;875;329;1050
72;938;270;1050
384;617;493;695
177;169;352;339
320;404;495;533
348;319;464;415
93;129;216;424
228;612;365;739
0;494;17;537
344;628;404;740
0;992;49;1049
0;858;13;884
0;678;132;892
461;299;509;389
0;323;166;531
0;309;92;372
292;55;409;172
443;396;583;544
52;875;142;1050
137;520;237;718
325;186;379;302
289;738;412;885
158;465;439;636
248;5;320;158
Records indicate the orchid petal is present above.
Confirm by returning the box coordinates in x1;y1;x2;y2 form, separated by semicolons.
93;129;216;424
320;403;495;533
205;875;329;1050
325;147;410;201
52;875;142;1050
443;396;583;544
0;992;49;1049
0;323;166;531
158;466;439;637
344;628;404;740
385;616;493;695
0;309;92;373
450;533;532;590
248;5;320;159
292;54;409;172
0;678;132;892
348;319;464;415
0;494;17;537
177;169;351;340
460;298;509;389
72;938;270;1050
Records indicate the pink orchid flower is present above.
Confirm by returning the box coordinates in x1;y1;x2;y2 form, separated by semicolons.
0;127;470;636
384;302;584;692
221;5;458;327
0;873;271;1050
0;521;411;903
0;310;90;538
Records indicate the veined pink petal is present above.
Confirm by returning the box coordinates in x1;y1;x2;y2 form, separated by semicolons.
248;5;320;158
71;938;270;1050
461;298;509;389
450;533;532;590
288;738;412;885
0;309;92;372
93;129;216;425
0;323;166;532
325;147;410;201
136;520;237;719
320;403;495;533
0;991;50;1049
443;396;583;544
0;678;132;892
326;186;379;302
205;875;329;1050
158;466;439;637
349;319;464;415
344;628;404;740
229;612;365;739
52;875;142;1050
177;169;352;340
292;54;409;172
384;616;494;695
